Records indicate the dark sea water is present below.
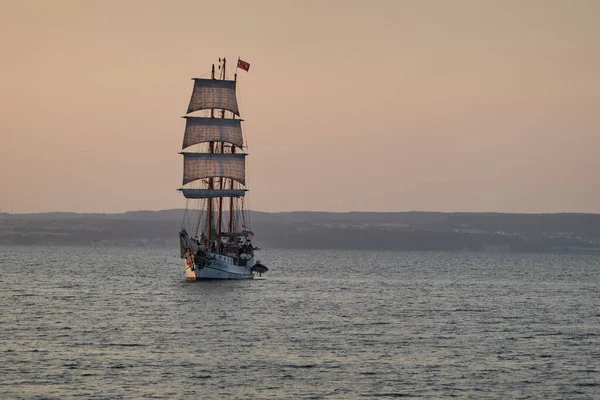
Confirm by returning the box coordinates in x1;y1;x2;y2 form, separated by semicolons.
1;246;599;399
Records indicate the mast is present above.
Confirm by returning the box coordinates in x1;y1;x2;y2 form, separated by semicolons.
207;63;216;241
217;58;227;238
229;69;238;232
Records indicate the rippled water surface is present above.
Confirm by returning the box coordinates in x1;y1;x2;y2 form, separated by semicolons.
1;246;599;399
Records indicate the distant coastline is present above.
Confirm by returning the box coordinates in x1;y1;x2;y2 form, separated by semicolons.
2;209;600;253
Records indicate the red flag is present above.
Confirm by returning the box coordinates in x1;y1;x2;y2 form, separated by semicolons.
237;58;250;72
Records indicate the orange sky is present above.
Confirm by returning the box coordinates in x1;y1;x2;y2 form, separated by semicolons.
1;0;599;213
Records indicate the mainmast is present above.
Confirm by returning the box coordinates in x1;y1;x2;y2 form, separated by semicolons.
218;58;226;238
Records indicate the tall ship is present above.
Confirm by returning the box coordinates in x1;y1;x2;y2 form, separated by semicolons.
178;57;268;280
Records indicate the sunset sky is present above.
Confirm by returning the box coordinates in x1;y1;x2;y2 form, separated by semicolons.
1;0;599;214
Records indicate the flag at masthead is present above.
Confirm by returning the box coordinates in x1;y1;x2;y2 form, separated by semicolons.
237;58;250;72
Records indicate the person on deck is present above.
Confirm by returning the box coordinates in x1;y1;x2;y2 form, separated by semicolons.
239;249;251;266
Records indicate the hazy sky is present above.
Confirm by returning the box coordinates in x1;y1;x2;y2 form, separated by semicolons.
1;0;599;214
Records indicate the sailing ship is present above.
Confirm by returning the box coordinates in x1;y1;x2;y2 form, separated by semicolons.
178;57;268;280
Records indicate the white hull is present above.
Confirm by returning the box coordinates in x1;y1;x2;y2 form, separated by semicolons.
185;252;254;280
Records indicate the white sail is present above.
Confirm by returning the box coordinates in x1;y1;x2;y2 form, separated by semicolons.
182;117;243;149
182;153;246;185
187;79;239;115
180;188;246;199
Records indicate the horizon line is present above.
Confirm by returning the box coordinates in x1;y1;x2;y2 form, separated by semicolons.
2;209;599;216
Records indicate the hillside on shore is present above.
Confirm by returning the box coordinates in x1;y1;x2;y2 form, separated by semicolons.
2;210;600;253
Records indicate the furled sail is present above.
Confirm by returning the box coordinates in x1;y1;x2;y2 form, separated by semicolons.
180;189;246;199
182;117;243;149
187;79;239;115
182;153;246;185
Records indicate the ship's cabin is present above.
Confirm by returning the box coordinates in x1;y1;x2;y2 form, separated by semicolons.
194;231;256;259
